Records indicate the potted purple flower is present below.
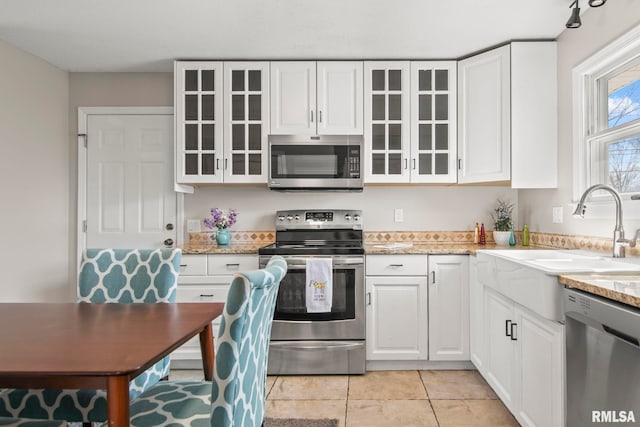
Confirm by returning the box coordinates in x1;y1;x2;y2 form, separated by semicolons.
204;208;237;245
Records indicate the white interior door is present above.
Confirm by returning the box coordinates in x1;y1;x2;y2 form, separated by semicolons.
85;114;176;249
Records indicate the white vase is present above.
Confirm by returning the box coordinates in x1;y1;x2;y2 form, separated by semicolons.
493;231;512;246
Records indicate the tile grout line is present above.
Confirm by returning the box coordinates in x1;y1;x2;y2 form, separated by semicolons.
417;370;442;427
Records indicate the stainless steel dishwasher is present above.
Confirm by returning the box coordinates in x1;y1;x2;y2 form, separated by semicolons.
565;287;640;426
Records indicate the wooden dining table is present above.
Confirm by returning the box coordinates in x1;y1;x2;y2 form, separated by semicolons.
0;302;225;427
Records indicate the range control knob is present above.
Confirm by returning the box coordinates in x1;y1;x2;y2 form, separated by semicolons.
295;215;301;221
287;215;293;221
353;214;361;221
344;214;352;221
278;215;285;222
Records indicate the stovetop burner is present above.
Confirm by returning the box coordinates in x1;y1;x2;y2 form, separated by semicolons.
259;209;364;256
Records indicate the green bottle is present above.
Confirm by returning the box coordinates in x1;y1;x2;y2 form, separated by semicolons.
522;224;530;246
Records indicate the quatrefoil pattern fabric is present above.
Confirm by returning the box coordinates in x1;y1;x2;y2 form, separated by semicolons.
124;255;287;427
0;248;181;424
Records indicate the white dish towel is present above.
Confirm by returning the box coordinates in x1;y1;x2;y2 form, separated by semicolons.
305;258;333;313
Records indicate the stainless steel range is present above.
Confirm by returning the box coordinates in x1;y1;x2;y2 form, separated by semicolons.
259;209;365;375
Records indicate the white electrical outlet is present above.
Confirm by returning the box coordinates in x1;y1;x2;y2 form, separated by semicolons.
187;219;202;232
394;208;404;223
552;207;563;224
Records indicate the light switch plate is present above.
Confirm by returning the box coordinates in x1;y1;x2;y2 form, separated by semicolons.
552;207;563;224
187;219;202;232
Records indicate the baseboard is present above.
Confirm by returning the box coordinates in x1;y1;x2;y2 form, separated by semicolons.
366;360;475;371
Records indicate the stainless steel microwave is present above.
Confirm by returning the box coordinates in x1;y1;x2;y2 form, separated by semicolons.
268;135;363;191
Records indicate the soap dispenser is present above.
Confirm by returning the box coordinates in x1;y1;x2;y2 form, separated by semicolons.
509;226;516;246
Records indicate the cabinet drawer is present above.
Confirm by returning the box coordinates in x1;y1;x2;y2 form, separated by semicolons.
207;255;258;275
177;284;229;304
179;255;207;276
366;255;428;276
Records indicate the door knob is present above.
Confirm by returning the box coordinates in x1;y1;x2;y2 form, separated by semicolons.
164;238;174;246
165;223;174;231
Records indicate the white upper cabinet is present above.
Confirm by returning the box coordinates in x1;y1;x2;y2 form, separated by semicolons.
410;62;457;183
270;61;363;135
317;62;364;135
175;61;224;184
457;46;511;184
223;62;270;183
510;42;557;189
174;61;269;185
364;61;457;184
457;42;557;188
364;61;412;183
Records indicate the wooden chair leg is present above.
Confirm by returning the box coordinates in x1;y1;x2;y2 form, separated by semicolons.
82;423;91;427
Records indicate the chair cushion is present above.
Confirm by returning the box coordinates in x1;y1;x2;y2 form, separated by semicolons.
0;388;105;423
126;381;212;427
0;417;66;427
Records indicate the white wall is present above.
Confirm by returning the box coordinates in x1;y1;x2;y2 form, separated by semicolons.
183;186;517;235
0;40;69;301
518;1;640;238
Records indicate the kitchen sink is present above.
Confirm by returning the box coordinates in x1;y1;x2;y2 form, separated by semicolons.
484;249;640;274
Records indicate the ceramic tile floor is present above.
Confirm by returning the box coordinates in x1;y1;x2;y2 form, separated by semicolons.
171;369;520;426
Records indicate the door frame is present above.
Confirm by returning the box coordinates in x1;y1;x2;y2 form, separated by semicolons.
77;107;183;274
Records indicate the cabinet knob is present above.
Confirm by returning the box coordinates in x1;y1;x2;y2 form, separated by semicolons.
166;223;174;231
164;238;174;247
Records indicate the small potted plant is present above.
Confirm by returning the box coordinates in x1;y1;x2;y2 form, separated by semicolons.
204;208;237;245
492;199;514;246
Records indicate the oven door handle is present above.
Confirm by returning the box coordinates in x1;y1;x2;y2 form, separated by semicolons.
270;341;364;350
274;257;364;267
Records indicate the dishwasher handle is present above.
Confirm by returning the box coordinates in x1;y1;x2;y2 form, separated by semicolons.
603;324;640;347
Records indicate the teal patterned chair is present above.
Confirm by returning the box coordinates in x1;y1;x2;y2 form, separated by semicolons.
0;248;182;425
0;417;67;427
116;255;287;427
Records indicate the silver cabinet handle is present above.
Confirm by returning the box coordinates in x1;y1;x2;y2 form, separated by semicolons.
310;110;314;123
458;158;462;170
180;264;188;268
412;158;416;170
319;110;322;123
226;263;240;270
367;292;371;305
216;158;220;170
388;264;404;268
200;294;214;298
404;158;408;170
510;323;518;341
431;271;435;283
224;158;228;170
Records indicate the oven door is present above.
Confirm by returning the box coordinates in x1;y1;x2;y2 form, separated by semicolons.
260;255;365;340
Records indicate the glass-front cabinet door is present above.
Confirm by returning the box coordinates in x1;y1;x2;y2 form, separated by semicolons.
175;61;224;184
410;62;457;183
223;62;269;183
364;62;411;183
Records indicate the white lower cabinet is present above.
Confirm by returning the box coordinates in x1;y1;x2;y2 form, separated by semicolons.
469;255;485;371
365;255;429;360
173;253;258;367
366;275;429;360
428;255;469;361
482;286;564;427
365;254;469;363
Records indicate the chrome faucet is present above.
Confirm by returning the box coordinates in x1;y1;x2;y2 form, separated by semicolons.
573;184;638;258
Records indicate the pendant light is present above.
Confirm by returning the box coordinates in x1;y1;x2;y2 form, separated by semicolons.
588;0;606;7
566;0;582;29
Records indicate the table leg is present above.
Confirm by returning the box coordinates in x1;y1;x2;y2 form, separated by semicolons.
107;375;129;427
199;323;215;381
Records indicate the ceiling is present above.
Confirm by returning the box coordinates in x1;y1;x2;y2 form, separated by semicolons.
0;0;583;72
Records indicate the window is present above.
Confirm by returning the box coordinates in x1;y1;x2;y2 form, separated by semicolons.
574;24;640;201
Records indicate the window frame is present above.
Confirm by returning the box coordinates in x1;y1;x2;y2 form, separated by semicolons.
573;23;640;203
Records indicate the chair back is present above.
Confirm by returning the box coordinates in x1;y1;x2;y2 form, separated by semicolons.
77;248;181;303
77;247;181;398
210;255;287;427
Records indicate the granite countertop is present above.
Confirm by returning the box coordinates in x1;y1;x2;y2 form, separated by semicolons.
559;274;640;309
181;243;265;255
182;242;542;256
364;243;545;255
